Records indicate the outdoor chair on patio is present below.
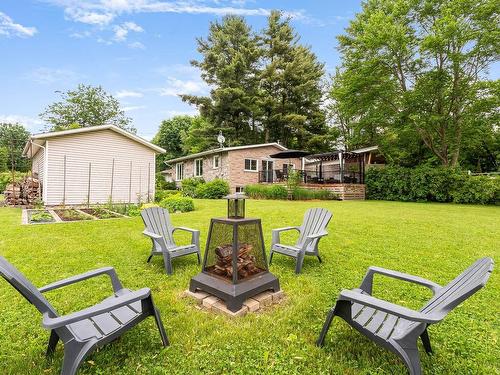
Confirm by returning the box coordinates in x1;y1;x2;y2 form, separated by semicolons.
141;207;201;275
316;257;494;375
269;207;332;274
0;256;169;375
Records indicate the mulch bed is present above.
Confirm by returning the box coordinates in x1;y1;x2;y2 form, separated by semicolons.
80;208;121;219
54;209;92;222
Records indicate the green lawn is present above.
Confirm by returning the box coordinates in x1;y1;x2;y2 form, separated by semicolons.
0;200;498;374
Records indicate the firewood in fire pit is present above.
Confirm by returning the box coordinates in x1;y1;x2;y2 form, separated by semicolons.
210;243;262;279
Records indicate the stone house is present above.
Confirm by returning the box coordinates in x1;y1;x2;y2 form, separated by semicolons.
164;143;302;193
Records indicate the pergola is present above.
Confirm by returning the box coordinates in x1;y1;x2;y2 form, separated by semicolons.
304;151;365;184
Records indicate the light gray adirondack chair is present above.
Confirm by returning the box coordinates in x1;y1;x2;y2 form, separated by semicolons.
0;256;169;375
141;207;201;275
269;207;332;274
317;257;494;375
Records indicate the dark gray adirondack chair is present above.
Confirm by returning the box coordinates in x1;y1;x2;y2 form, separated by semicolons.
141;207;201;275
0;256;169;375
317;257;494;375
269;207;332;273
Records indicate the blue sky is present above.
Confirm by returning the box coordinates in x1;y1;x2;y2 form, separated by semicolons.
0;0;361;139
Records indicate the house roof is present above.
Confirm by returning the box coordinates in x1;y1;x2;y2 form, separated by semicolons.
165;142;287;164
22;124;166;157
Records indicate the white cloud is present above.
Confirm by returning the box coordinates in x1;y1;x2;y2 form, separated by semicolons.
0;11;37;37
159;77;205;97
128;41;145;49
46;1;308;24
113;21;143;41
122;105;146;111
0;114;44;132
116;89;143;98
25;67;80;84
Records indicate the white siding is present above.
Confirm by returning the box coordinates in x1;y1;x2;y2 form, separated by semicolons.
32;148;44;183
45;129;156;206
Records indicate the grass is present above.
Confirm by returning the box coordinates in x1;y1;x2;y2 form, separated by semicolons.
0;199;498;374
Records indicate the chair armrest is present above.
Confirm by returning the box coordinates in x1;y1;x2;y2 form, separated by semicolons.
173;227;199;234
359;266;442;295
338;290;442;324
142;230;162;240
272;226;300;233
39;267;123;294
42;288;151;329
306;231;328;239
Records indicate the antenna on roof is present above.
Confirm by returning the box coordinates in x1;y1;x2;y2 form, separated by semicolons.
217;131;225;148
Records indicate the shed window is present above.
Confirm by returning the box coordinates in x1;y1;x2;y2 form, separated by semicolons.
244;159;257;172
195;159;203;177
176;163;184;181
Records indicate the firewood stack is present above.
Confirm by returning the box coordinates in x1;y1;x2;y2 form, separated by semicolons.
211;243;262;279
3;176;41;206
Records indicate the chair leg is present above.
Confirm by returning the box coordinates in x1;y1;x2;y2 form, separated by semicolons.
163;254;173;275
146;254;153;263
317;255;322;263
295;253;305;274
197;251;201;265
46;330;59;358
269;251;274;265
401;348;422;375
60;342;92;375
153;306;170;347
316;307;336;346
420;328;432;354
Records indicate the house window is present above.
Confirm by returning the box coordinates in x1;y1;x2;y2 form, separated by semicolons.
244;159;258;172
175;163;184;181
283;163;295;173
195;159;203;177
235;186;244;193
213;155;220;169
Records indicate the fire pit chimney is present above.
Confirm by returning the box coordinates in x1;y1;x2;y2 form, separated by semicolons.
225;193;246;219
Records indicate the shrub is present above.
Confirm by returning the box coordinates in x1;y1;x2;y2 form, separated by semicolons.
195;178;230;199
0;172;24;191
141;203;159;210
181;177;205;197
365;166;499;205
155;189;179;202
291;187;335;200
159;195;195;213
245;184;288;199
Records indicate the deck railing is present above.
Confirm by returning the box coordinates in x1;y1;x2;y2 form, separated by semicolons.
258;168;364;184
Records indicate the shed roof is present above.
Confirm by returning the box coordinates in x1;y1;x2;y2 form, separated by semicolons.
23;125;165;157
165;142;287;164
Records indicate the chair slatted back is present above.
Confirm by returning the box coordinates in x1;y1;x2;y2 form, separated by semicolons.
0;256;57;315
141;207;176;248
296;208;333;248
421;257;493;316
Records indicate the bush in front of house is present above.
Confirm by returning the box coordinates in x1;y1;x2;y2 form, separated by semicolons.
365;166;499;204
181;177;205;197
156;172;176;190
159;195;195;212
194;178;230;199
245;184;288;199
155;189;180;202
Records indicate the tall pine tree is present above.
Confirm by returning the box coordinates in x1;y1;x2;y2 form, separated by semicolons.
181;15;261;145
259;11;327;151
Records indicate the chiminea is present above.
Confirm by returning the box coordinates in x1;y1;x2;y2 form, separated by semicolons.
189;195;280;312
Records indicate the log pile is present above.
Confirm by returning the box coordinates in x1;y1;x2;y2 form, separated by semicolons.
209;243;262;280
3;176;41;206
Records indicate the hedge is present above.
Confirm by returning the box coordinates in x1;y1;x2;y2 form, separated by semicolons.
365;166;499;204
159;195;195;213
245;184;336;200
155;189;180;202
181;177;205;198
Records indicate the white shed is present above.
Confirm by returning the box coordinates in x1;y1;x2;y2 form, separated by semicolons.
23;125;165;206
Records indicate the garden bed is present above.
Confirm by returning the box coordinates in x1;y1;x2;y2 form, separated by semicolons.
27;209;56;224
80;207;122;219
54;209;93;222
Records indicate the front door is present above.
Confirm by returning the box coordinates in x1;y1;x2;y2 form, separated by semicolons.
262;160;274;183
